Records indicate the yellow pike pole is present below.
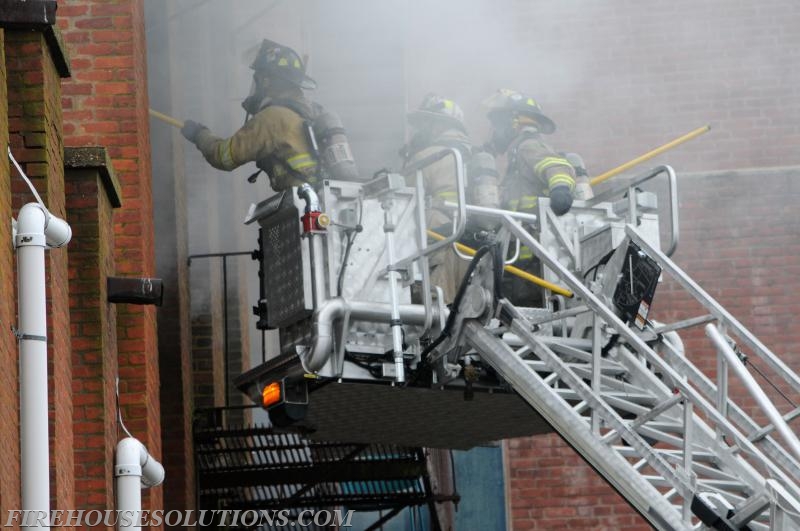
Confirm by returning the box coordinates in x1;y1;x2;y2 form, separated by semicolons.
426;229;574;298
148;108;184;129
590;124;711;187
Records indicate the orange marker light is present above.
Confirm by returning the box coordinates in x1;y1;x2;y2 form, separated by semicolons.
261;382;282;408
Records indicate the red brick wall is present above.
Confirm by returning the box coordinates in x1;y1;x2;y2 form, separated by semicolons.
0;27;21;530
66;156;121;513
507;437;645;531
6;27;74;518
58;0;163;518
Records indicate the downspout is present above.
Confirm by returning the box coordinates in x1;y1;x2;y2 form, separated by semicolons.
15;203;71;530
115;437;165;531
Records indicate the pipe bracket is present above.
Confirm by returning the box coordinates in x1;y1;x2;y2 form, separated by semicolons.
11;326;46;342
115;464;142;477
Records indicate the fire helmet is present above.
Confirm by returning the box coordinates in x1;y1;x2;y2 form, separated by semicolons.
250;39;316;90
407;93;466;132
483;89;556;134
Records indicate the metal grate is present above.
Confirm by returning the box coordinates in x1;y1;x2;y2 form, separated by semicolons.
260;207;308;328
194;408;445;530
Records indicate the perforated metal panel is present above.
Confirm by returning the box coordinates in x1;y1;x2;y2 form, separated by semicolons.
260;207;308;328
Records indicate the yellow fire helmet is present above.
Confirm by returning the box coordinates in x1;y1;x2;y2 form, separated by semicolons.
407;93;466;132
483;88;556;134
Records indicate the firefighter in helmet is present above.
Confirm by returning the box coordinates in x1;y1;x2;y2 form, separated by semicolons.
181;39;319;192
401;93;472;303
484;89;577;306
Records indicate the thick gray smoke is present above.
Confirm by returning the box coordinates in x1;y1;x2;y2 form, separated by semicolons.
145;0;800;372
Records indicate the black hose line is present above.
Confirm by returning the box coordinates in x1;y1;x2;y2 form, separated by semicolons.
420;244;497;361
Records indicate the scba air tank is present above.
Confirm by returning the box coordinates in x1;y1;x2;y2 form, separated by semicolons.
468;151;500;209
314;110;360;182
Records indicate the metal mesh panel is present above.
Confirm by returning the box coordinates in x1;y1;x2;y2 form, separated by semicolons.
261;207;308;328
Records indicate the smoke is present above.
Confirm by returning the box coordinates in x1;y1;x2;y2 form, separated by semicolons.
149;0;800;195
145;0;800;367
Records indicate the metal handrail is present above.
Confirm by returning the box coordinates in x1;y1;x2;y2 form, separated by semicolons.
628;225;800;398
390;147;467;271
706;324;800;463
503;215;800;498
187;250;258;406
586;165;679;256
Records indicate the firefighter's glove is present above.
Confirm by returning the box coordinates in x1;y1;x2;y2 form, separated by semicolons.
549;186;573;216
181;120;206;144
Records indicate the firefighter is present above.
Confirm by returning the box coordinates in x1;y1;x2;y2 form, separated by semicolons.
484;89;577;306
401;93;472;303
180;39;319;192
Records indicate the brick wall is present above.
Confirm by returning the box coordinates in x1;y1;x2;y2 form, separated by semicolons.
0;26;20;529
65;147;122;513
5;25;74;518
507;436;644;531
57;0;163;518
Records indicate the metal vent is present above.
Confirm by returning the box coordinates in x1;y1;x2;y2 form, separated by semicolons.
260;206;308;328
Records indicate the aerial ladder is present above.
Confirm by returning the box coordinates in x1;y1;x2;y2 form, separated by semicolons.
235;148;800;530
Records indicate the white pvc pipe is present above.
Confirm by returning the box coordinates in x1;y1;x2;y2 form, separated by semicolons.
115;437;165;531
16;203;51;530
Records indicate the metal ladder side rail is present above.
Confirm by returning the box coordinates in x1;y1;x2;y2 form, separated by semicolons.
707;322;800;472
658;332;800;484
511;319;769;526
493;320;775;524
605;338;785;518
502;215;800;509
626;224;800;399
628;222;800;483
505;306;696;487
463;320;691;531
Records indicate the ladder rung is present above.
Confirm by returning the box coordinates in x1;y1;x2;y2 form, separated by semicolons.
612;446;717;463
690;462;740;483
636;425;687;448
524;359;627;376
640;420;686;434
553;388;657;408
603;395;653;416
643;476;750;492
652;314;716;334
